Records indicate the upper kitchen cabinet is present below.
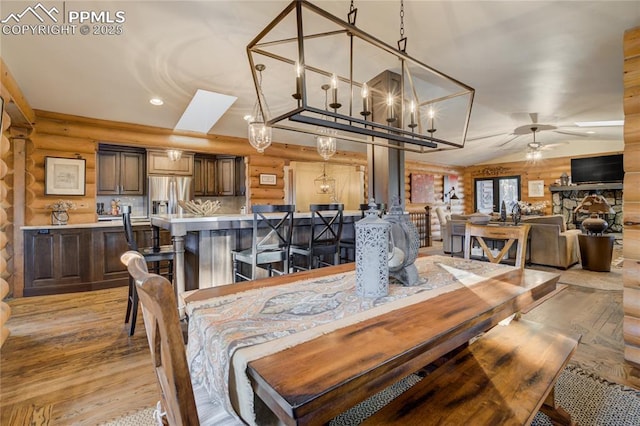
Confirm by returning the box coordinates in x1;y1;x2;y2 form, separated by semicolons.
97;146;145;195
194;155;245;196
216;156;235;196
147;150;194;176
193;155;217;196
235;156;246;196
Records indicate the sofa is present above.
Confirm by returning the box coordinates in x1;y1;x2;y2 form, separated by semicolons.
522;215;581;269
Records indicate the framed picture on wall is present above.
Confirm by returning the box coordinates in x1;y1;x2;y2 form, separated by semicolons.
528;180;545;197
45;157;86;196
410;173;434;203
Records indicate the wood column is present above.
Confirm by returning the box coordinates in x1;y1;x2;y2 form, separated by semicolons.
623;26;640;365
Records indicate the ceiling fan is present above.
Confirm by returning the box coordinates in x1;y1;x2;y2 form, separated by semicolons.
498;112;588;147
522;126;569;160
468;112;589;146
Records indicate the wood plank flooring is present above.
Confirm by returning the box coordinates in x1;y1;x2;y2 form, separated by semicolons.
1;254;639;424
0;287;158;425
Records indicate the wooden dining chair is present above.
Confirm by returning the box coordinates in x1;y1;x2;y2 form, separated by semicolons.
464;223;531;268
291;203;344;271
120;250;199;426
122;207;174;336
232;204;295;282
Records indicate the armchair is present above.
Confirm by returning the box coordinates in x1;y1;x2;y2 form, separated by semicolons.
436;207;472;254
522;215;581;269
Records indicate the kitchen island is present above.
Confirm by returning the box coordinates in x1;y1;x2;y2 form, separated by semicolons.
150;211;361;314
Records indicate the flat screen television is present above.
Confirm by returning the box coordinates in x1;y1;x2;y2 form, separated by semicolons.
570;154;624;184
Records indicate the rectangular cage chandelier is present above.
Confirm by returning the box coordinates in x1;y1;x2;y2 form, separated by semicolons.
247;0;475;152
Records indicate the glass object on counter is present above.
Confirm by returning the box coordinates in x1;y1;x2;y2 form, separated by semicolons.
51;211;69;226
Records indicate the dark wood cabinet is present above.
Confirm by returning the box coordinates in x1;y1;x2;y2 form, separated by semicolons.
194;155;217;196
235;156;246;196
97;148;145;195
24;229;92;296
217;157;235;196
24;225;171;296
194;155;244;196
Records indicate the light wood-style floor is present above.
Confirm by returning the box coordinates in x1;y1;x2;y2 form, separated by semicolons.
2;252;639;424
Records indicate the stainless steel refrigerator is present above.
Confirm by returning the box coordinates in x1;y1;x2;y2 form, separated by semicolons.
148;176;192;215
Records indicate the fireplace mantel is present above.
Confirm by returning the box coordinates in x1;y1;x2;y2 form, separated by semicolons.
550;183;623;192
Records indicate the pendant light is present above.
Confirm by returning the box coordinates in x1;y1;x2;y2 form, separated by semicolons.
316;84;337;160
247;64;272;153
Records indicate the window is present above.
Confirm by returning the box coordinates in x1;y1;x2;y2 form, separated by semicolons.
474;176;521;213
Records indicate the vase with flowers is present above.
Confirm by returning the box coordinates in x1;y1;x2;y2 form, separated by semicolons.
47;199;77;225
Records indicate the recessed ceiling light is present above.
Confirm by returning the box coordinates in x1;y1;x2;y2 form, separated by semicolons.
574;120;623;127
174;89;237;133
586;131;596;134
149;97;164;106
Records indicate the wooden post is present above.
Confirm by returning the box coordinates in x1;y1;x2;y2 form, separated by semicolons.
623;26;640;365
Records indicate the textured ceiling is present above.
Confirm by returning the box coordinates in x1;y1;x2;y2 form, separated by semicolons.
2;1;638;165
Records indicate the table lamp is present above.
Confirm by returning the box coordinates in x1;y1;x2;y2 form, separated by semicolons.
445;187;458;211
573;194;615;234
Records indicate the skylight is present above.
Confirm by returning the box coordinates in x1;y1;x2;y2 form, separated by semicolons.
174;89;237;133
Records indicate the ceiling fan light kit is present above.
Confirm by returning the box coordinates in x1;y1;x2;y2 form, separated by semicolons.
246;0;474;154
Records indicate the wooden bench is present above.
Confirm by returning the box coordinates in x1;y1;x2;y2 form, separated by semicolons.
361;319;580;425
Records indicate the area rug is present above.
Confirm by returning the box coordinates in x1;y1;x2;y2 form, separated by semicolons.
527;246;623;291
102;366;639;425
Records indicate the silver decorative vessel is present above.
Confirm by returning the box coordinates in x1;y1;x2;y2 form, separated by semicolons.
384;199;421;286
355;200;390;298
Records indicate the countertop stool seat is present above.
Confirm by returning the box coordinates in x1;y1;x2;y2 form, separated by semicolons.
292;203;344;271
122;207;174;336
232;204;295;282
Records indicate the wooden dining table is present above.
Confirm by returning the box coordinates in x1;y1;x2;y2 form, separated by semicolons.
184;255;560;426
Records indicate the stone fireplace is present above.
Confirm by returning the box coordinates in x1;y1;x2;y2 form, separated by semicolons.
550;184;623;232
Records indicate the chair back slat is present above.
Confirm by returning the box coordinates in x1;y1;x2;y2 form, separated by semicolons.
464;223;531;268
252;204;295;251
120;251;199;426
309;204;344;248
122;210;139;251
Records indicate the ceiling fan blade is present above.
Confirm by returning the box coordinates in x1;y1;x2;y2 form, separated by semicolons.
529;112;538;124
540;141;570;150
553;130;588;137
467;132;509;141
498;134;522;147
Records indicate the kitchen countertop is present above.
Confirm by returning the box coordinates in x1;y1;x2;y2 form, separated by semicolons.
21;219;151;230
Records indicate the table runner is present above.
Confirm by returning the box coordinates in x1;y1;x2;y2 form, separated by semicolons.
186;255;514;425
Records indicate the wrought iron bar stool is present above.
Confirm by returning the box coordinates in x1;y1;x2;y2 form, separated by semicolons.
291;203;344;271
122;206;174;335
232;204;295;282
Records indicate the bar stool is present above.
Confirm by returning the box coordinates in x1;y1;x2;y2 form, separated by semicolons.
339;203;385;263
291;203;344;271
232;204;295;282
122;206;174;336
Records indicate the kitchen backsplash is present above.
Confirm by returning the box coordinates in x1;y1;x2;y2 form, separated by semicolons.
97;195;146;217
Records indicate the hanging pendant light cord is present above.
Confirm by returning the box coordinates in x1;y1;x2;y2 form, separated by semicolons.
397;0;407;52
400;0;405;40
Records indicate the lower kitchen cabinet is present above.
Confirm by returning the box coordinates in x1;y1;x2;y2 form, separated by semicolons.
24;225;171;296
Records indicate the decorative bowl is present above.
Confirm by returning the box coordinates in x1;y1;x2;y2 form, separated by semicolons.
178;200;221;216
469;212;491;225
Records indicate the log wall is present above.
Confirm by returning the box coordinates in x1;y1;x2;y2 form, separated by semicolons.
1;56;36;335
0;93;11;345
404;161;465;240
623;26;640;365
